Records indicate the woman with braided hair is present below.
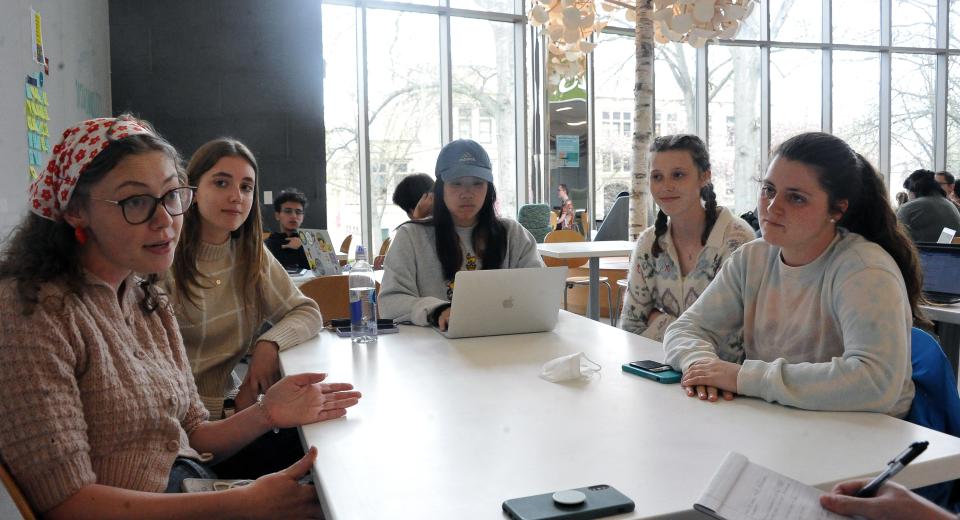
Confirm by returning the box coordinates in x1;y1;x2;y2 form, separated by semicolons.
620;134;755;343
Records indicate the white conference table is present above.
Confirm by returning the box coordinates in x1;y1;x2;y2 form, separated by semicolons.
279;311;960;520
537;240;635;321
921;302;960;379
291;270;318;288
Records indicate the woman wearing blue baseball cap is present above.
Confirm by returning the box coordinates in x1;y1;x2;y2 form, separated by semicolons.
379;139;543;330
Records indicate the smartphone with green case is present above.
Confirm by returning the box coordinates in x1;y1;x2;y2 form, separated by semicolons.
621;360;682;384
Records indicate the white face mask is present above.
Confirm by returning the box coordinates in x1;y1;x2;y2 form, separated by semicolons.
539;352;602;383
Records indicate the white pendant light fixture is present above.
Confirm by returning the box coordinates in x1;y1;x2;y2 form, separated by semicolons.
529;0;755;86
646;0;755;48
528;0;610;89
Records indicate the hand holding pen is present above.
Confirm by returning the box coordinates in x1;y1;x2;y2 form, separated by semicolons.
855;441;928;498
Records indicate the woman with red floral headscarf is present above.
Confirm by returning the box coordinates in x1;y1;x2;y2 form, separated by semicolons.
0;116;360;518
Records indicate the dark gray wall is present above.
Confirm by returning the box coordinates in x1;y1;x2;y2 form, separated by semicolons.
109;0;326;230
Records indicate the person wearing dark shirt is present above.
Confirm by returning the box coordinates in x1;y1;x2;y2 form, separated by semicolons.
896;169;960;243
265;188;310;270
393;173;435;220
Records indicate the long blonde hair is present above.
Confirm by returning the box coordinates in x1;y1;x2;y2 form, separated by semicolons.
172;138;264;312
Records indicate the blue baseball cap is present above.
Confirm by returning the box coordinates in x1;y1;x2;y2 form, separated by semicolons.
435;139;494;183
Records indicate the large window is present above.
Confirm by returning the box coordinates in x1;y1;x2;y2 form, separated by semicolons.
322;0;960;240
834;0;880;45
321;2;524;252
891;52;936;196
708;45;760;213
948;55;960;173
770;0;821;42
770;48;821;150
322;5;361;252
892;0;937;48
587;0;957;216
451;17;518;219
592;33;635;220
833;51;881;168
366;11;441;244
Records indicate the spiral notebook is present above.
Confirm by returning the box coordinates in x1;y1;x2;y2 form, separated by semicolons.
694;452;845;520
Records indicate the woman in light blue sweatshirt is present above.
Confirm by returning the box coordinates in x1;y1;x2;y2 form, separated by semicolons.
664;132;929;416
379;140;543;329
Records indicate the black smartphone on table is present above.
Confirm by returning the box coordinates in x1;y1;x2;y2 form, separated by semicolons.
331;318;398;337
502;484;635;520
621;360;682;384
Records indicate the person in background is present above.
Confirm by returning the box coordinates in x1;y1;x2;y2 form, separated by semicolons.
954;180;960;208
897;169;960;242
556;183;575;230
167;138;325;478
820;480;957;520
936;171;960;212
0;116;360;518
895;191;910;208
664;132;922;416
936;171;956;196
379;139;543;330
392;173;435;220
264;188;310;270
620;134;755;343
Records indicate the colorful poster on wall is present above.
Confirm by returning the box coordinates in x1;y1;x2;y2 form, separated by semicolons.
556;134;580;168
31;8;44;64
25;73;51;180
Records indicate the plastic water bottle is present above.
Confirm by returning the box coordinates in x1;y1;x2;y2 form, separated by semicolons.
349;245;377;343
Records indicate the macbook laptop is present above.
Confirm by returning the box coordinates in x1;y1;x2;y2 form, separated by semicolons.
916;243;960;304
438;266;568;339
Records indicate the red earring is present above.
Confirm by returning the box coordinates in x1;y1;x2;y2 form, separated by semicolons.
74;226;88;245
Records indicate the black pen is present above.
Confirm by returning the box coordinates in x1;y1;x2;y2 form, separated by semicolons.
855;441;929;498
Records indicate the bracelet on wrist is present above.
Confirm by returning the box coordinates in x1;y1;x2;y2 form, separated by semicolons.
256;393;280;434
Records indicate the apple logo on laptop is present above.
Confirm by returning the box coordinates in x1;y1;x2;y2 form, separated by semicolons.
502;297;514;309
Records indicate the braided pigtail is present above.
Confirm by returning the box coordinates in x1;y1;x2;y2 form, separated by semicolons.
700;182;719;245
651;209;669;257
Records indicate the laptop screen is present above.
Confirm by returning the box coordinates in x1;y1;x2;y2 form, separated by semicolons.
918;244;960;296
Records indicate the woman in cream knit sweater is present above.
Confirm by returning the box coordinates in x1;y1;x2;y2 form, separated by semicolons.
167;138;325;477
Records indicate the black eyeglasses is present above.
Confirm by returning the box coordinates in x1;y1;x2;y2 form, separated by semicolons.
92;186;196;225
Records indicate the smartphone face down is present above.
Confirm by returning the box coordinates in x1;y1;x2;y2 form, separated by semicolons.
621;362;682;384
502;484;635;520
628;360;672;372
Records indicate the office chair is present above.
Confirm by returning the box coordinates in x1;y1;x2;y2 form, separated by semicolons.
517;204;553;243
905;327;960;510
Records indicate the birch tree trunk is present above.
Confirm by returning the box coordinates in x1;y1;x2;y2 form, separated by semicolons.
630;0;654;240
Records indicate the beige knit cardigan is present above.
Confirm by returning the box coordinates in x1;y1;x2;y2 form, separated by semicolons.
0;273;208;513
